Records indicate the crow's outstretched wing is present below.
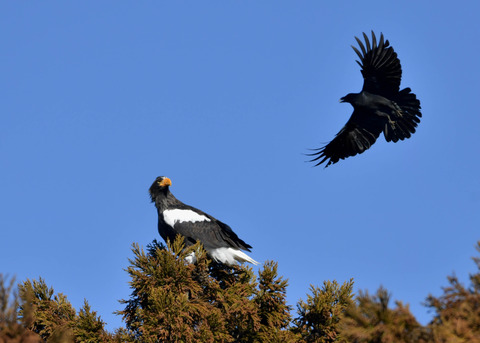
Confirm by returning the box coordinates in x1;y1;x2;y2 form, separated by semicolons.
309;109;385;167
353;31;402;98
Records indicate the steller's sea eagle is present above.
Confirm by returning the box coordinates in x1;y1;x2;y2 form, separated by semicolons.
149;176;259;266
309;31;422;167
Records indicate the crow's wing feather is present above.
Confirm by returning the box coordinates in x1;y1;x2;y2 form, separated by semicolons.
309;109;384;167
353;31;402;97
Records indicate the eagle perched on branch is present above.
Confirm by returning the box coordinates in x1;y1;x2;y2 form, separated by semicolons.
310;31;422;167
149;176;259;265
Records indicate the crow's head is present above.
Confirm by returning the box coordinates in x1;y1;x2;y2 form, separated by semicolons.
149;176;172;202
339;93;357;104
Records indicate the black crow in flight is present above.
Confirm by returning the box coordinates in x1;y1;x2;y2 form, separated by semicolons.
149;176;259;265
309;31;421;167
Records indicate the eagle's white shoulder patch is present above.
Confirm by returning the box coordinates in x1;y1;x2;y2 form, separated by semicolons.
163;209;211;227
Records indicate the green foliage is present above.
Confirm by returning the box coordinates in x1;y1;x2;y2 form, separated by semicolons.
292;279;354;343
0;274;19;330
117;237;296;342
74;300;110;343
3;238;480;343
118;238;229;342
16;277;111;343
18;277;76;340
339;287;429;343
425;241;480;343
0;274;43;342
254;261;298;342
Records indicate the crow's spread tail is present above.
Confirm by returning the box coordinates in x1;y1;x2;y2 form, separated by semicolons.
384;88;422;142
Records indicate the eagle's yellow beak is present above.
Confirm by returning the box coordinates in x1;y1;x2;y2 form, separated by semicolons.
158;177;172;187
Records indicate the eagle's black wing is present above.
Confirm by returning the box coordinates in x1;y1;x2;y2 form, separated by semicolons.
309;109;385;167
353;31;402;98
166;205;253;251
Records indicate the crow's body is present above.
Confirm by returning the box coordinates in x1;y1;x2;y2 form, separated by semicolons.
310;32;422;167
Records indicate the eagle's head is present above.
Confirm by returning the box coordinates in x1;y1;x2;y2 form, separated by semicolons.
149;176;172;202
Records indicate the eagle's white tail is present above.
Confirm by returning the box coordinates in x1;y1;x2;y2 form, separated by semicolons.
208;247;259;266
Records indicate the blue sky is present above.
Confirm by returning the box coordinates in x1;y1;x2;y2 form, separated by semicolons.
1;1;479;330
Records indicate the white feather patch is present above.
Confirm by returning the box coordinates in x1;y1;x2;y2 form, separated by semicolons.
208;247;259;266
184;251;197;264
163;209;211;227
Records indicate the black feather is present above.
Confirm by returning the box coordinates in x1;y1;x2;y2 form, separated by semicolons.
310;32;422;167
